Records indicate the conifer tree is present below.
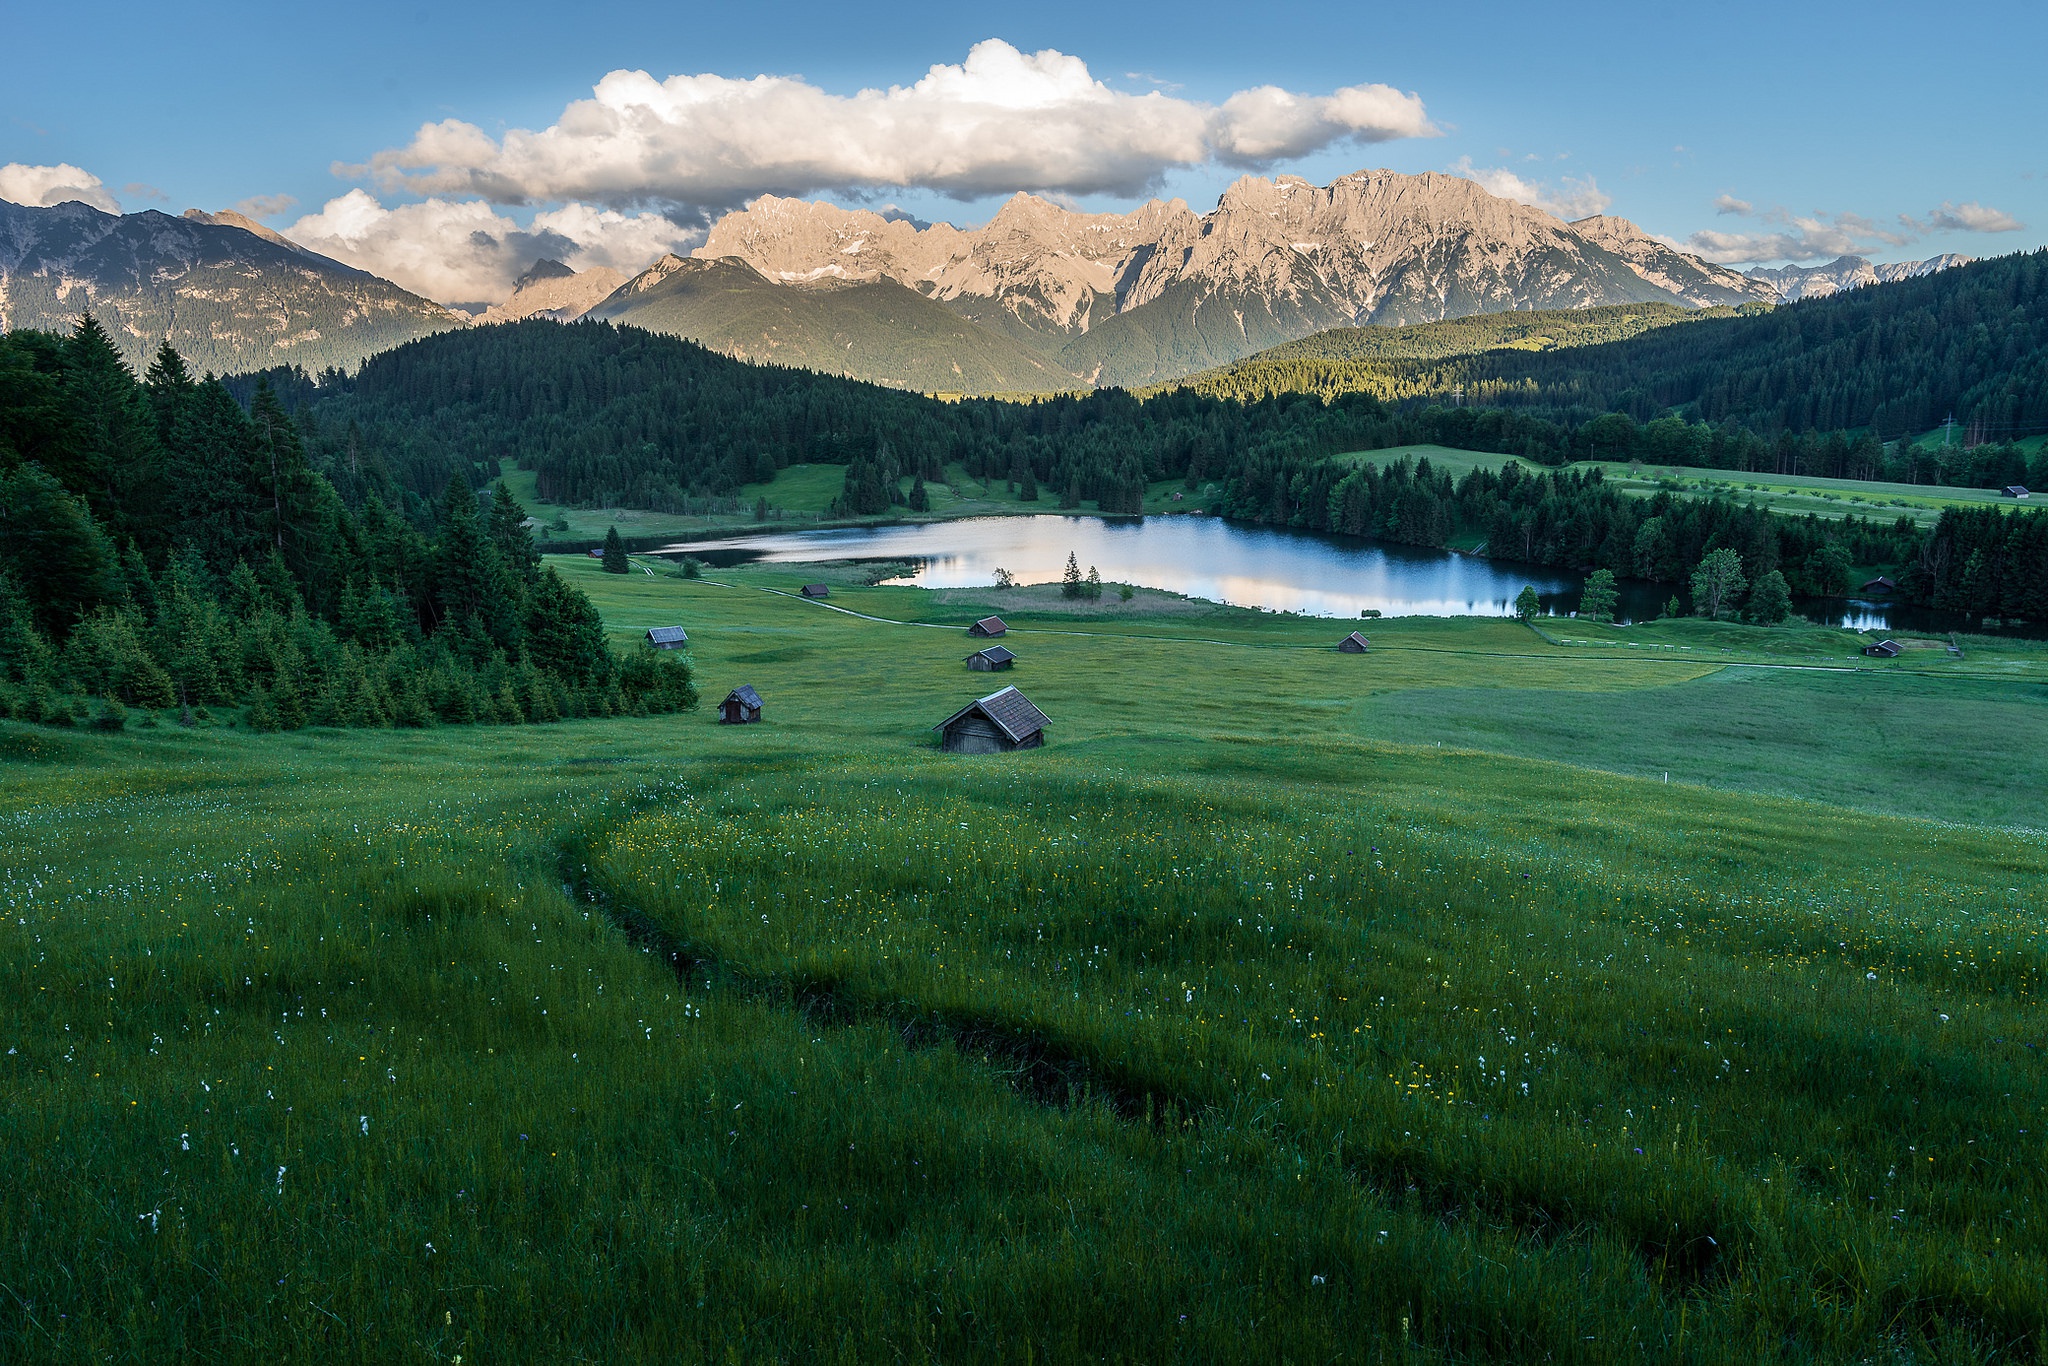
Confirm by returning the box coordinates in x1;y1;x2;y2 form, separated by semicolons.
1061;552;1082;599
601;525;629;574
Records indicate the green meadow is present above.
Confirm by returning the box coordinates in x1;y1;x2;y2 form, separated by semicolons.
4;557;2046;1362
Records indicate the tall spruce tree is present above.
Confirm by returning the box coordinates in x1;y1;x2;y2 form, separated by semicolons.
601;525;629;573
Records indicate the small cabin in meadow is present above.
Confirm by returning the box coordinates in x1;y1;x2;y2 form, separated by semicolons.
800;584;831;598
966;645;1015;672
1338;631;1371;653
2004;486;2031;499
1859;576;1897;595
934;685;1048;754
719;685;763;724
587;548;605;559
968;616;1008;637
1862;639;1902;658
644;626;689;650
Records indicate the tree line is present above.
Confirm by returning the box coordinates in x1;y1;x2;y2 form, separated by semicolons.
204;307;2048;625
0;318;694;731
1164;250;2048;471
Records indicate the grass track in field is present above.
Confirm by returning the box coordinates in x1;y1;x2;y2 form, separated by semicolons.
4;563;2046;1361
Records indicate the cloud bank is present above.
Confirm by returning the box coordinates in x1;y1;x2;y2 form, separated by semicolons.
351;39;1437;210
1683;198;2026;264
1448;156;1610;221
0;162;121;212
280;191;699;305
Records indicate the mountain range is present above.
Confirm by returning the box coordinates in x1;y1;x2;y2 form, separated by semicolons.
0;172;1976;390
1740;253;1974;301
589;171;1784;390
0;199;461;374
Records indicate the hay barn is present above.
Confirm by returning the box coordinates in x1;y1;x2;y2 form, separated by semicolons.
719;685;763;724
934;685;1047;754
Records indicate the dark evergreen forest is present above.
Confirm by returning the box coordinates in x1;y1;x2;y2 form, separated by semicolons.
0;319;695;731
1169;250;2048;487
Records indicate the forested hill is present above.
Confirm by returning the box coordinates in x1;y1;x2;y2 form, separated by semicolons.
0;318;695;733
269;318;1402;517
1165;249;2048;444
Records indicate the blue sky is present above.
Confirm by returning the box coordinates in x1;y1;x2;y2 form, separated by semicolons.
5;0;2041;302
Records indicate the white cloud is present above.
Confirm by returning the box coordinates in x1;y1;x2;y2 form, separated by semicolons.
1685;197;2024;264
1917;201;2023;233
0;162;120;212
281;190;698;304
234;193;298;219
1447;156;1610;220
349;39;1436;210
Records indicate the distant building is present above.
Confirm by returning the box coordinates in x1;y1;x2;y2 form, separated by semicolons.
966;645;1016;672
587;548;605;559
644;626;689;649
1862;639;1902;658
800;584;831;598
2004;486;2031;499
1338;631;1371;653
968;615;1008;637
934;685;1047;754
719;685;763;724
1859;576;1897;595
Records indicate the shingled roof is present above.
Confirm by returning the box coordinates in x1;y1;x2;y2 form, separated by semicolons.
970;645;1016;665
969;615;1008;636
724;684;762;709
644;625;689;646
934;685;1049;743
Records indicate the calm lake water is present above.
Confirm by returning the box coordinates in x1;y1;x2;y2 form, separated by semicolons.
661;513;1971;631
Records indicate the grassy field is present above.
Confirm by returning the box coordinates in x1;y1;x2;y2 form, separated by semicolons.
5;560;2046;1361
1584;462;2024;528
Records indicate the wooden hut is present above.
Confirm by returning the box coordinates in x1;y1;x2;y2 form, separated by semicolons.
968;615;1008;637
800;584;831;598
1337;631;1371;653
934;685;1048;754
644;625;689;650
2004;485;2032;499
1859;576;1897;595
966;645;1015;672
1862;639;1902;658
719;685;763;724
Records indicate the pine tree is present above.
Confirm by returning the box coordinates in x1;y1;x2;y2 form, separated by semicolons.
61;315;164;548
1061;552;1082;599
1085;565;1101;600
601;525;629;574
488;481;541;585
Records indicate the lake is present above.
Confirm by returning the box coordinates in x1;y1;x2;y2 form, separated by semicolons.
659;513;1969;631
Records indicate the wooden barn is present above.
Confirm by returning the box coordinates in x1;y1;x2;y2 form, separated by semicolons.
800;584;831;598
644;626;689;650
1862;639;1902;658
1859;576;1897;595
1338;631;1371;653
966;645;1015;672
2005;486;2032;499
719;685;763;724
934;685;1047;754
968;615;1008;637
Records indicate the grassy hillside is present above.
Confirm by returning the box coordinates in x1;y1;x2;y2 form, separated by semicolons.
5;563;2045;1361
588;258;1079;395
